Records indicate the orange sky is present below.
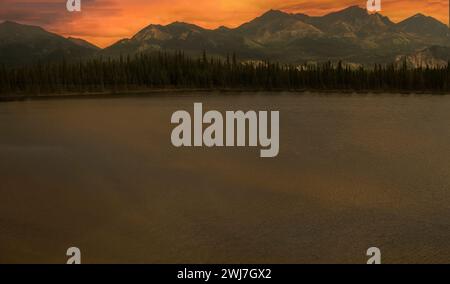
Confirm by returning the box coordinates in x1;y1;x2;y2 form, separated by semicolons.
0;0;448;48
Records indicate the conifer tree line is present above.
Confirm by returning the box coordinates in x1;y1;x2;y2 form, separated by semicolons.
0;51;449;94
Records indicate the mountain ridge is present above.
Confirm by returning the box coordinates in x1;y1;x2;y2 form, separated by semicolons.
102;6;450;64
0;20;98;65
1;6;450;66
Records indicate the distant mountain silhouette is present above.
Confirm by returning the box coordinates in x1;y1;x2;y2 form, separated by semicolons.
396;13;449;38
0;21;98;65
2;6;450;66
67;37;100;50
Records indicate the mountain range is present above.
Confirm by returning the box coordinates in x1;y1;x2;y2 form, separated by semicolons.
1;6;449;66
0;20;99;66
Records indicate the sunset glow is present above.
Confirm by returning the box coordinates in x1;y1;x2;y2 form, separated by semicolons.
0;0;448;48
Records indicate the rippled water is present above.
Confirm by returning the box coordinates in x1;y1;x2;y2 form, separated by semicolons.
1;92;450;263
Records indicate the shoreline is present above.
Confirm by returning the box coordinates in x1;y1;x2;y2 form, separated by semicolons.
1;88;449;102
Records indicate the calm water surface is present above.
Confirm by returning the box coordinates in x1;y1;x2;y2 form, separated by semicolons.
1;92;450;263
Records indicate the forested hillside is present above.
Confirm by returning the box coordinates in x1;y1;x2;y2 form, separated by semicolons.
1;51;449;95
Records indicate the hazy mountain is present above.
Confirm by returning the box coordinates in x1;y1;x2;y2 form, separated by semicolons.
105;22;212;55
395;45;450;68
236;9;323;42
103;21;261;59
303;5;394;37
2;6;450;66
397;13;449;39
0;21;98;65
67;37;100;50
103;6;450;65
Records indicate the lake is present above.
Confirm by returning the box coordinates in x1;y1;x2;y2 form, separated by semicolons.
1;92;450;264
